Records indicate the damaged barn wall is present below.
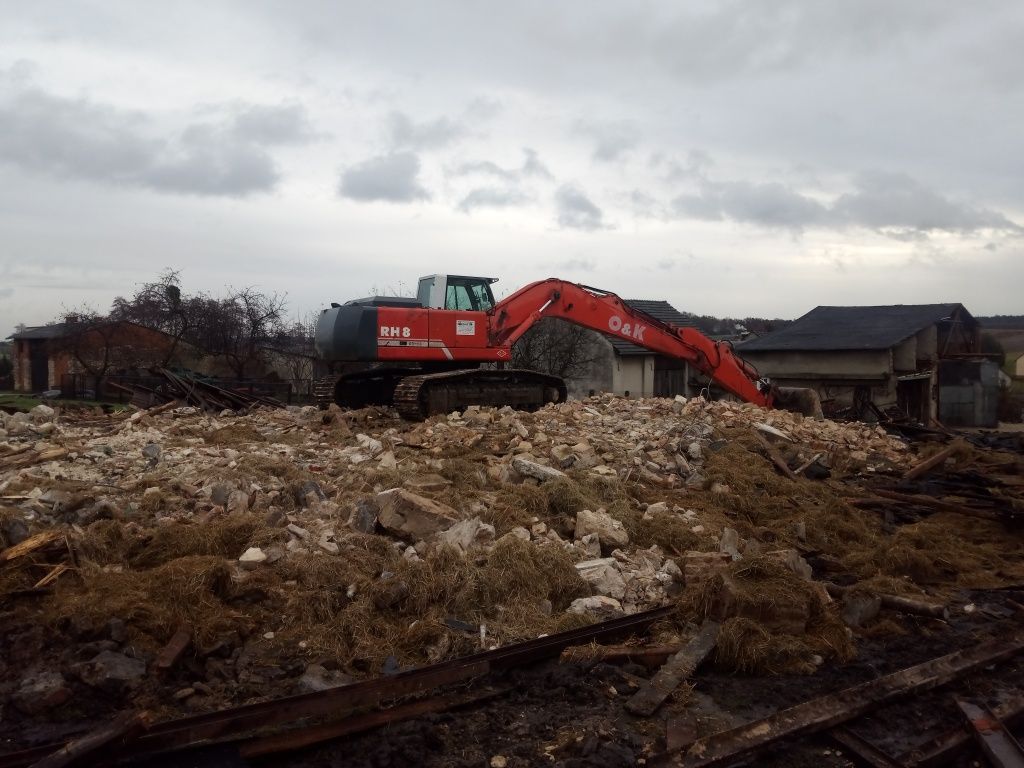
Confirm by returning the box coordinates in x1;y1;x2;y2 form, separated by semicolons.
614;356;656;398
939;359;1000;428
739;349;901;413
738;350;891;383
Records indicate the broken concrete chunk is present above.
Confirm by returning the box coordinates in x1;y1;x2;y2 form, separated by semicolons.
296;664;355;693
575;508;629;552
298;480;326;507
356;433;384;457
501;526;531;544
318;539;340;555
13;670;72;714
403;474;452;493
347;497;380;534
211;484;231;506
682;551;732;586
437;517;495;554
577;533;601;558
567;595;624;620
511;457;566;482
754;422;793;442
550;444;580;469
73;651;146;692
661;558;683;581
238;547;267;569
575;558;627;600
375;488;459;541
769;548;813;580
226;490;250;515
718;527;742;561
29;404;55;423
378;450;398;469
287;523;310;539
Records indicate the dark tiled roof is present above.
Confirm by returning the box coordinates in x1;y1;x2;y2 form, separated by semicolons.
738;304;973;352
607;300;694;356
9;324;68;340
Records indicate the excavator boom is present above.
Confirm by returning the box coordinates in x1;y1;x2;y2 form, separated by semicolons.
488;279;773;407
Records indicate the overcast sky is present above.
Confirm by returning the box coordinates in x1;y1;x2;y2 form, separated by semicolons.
2;1;1023;337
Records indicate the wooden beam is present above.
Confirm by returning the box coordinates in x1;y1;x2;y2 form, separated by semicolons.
903;442;961;482
754;434;798;481
648;630;1024;767
625;622;719;717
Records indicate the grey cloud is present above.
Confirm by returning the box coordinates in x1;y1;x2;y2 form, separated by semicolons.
715;181;829;228
339;151;429;203
555;184;605;231
831;171;1022;234
142;124;279;196
650;1;951;82
672;169;1021;235
0;82;303;196
388;111;464;150
555;257;596;271
574;119;640;162
521;148;553;179
453;148;552;182
458;187;530;212
231;104;314;145
652;149;714;182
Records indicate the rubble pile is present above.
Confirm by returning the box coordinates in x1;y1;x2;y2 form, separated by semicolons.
1;394;1022;741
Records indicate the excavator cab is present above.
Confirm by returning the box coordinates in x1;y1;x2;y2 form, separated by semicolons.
417;275;498;312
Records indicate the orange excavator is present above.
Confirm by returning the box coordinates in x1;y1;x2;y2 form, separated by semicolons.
313;275;818;420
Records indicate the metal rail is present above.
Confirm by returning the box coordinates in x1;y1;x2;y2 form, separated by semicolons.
1;606;673;768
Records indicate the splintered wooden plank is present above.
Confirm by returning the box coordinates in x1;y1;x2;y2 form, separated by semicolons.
0;531;63;563
648;630;1024;767
625;622;720;717
32;564;71;589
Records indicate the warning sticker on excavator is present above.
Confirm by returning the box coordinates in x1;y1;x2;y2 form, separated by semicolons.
456;320;476;336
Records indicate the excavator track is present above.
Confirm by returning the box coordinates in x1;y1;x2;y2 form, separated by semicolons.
393;369;568;421
316;368;423;410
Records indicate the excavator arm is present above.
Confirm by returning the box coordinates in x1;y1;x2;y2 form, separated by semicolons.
489;279;775;407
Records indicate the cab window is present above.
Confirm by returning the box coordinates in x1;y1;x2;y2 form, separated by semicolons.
445;283;474;310
469;282;494;311
445;278;494;311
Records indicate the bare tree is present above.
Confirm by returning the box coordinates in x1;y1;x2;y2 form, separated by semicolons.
110;269;197;367
263;312;319;395
512;318;605;379
198;287;288;380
